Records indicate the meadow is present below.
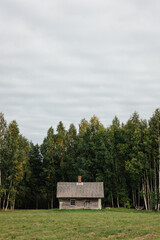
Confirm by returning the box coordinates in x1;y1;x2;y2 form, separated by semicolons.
0;208;160;240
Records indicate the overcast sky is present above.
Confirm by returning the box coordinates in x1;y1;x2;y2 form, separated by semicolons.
0;0;160;144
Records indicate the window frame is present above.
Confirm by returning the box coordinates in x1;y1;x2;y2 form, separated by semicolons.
70;199;76;206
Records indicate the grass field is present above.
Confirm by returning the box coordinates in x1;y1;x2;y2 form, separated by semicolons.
0;208;160;240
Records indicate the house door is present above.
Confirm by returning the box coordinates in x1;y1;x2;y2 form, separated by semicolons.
84;200;90;209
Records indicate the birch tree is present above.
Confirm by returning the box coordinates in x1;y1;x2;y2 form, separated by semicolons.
65;124;77;181
41;127;55;208
0;113;7;209
29;143;43;209
149;109;160;211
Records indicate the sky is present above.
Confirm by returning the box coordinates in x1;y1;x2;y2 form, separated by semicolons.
0;0;160;144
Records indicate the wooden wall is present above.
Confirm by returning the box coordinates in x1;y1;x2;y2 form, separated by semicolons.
58;198;102;209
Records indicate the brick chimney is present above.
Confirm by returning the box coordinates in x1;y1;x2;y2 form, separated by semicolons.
78;176;81;183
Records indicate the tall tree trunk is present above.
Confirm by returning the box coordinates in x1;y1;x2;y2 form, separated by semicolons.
12;196;16;210
3;191;6;210
5;181;12;210
0;156;1;210
5;192;10;210
47;193;50;209
158;136;160;211
138;186;140;207
0;168;2;209
153;156;157;210
117;196;119;208
132;189;135;207
36;195;38;209
142;182;148;210
158;158;160;211
111;191;114;208
51;190;54;209
132;189;136;207
147;177;150;210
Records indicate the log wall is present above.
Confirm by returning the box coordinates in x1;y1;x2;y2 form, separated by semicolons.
59;198;102;209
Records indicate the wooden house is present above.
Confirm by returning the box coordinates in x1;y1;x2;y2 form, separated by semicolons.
56;176;104;209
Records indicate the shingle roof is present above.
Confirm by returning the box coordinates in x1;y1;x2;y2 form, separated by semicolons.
57;182;104;198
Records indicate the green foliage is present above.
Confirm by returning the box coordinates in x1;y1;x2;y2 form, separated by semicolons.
1;109;160;210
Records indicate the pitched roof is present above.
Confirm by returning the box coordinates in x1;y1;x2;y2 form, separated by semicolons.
57;182;104;198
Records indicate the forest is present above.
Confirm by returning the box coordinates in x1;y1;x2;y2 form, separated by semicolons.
0;109;160;211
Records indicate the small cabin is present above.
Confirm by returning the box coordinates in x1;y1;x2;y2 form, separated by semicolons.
56;176;104;209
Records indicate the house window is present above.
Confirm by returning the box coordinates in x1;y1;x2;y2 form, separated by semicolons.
70;199;75;205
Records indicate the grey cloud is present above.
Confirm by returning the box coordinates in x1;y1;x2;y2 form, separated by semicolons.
0;0;160;143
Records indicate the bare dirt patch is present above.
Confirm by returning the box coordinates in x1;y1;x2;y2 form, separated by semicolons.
100;232;127;240
102;232;128;239
133;232;158;240
87;232;98;236
34;222;41;226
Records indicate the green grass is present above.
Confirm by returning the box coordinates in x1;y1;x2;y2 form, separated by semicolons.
0;208;160;240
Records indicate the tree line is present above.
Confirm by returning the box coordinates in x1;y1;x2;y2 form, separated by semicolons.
0;109;160;210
